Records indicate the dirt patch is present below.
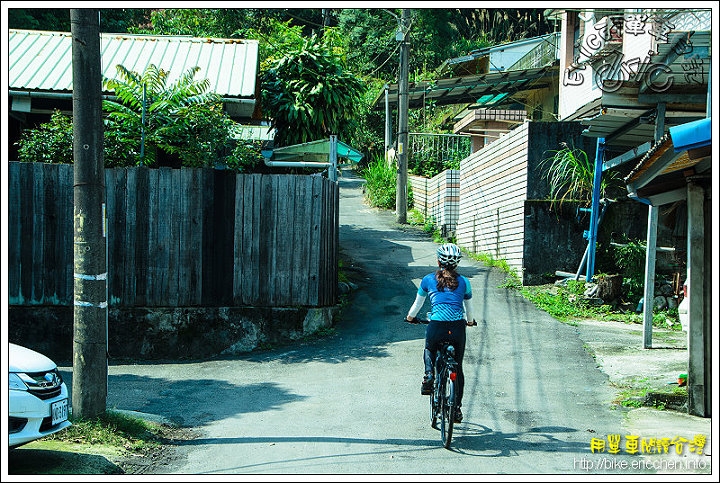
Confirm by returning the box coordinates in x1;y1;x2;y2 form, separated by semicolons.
113;425;198;475
573;317;689;408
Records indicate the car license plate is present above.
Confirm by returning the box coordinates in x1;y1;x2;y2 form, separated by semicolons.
51;399;68;425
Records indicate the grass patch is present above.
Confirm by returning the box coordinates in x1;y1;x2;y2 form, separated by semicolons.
521;284;601;323
466;251;522;290
612;377;654;407
43;410;166;452
462;249;683;331
611;378;688;409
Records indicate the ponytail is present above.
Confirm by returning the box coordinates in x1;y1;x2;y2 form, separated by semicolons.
436;267;459;291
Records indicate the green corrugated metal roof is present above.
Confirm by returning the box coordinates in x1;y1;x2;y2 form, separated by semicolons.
8;29;258;99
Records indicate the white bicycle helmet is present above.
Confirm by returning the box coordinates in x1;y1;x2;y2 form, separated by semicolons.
436;243;461;268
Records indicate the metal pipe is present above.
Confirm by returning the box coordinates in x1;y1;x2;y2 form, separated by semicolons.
585;137;605;282
263;160;330;169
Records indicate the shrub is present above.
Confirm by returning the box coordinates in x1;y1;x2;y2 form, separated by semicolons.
612;239;646;302
16;110;74;164
361;155;398;210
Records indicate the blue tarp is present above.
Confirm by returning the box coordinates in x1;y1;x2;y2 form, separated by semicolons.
669;118;711;152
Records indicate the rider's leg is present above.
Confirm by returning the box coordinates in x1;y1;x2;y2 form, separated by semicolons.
450;320;467;423
449;320;467;407
421;348;435;394
423;347;435;376
424;323;442;377
422;326;440;394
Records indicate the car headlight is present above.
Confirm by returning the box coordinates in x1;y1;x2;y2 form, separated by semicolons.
9;372;28;391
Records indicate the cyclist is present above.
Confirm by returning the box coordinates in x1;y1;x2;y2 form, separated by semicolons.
405;243;476;423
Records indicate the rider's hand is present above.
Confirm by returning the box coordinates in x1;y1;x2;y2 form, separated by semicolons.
406;316;417;324
467;319;477;326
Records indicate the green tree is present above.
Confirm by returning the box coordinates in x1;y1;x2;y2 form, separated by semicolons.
335;9;401;81
8;8;152;33
15;109;140;167
261;32;366;147
102;63;235;167
128;8;237;37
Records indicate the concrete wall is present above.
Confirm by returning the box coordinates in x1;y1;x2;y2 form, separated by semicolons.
408;170;460;238
9;305;336;364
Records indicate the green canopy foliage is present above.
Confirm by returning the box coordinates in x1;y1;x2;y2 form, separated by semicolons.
261;32;366;147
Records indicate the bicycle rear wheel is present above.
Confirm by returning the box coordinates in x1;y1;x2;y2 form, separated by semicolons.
440;372;456;448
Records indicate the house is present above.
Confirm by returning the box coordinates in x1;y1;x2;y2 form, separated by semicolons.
375;32;560;152
547;8;713;417
7;29;262;159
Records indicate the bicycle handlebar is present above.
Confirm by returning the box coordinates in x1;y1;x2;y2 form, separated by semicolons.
406;317;477;327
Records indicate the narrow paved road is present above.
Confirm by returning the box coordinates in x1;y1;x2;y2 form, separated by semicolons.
98;170;669;475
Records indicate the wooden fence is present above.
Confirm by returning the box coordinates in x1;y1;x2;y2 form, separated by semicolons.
8;162;338;308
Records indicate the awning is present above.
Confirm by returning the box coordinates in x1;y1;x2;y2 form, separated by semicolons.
262;139;364;164
670;118;711;152
372;64;558;110
625;118;712;204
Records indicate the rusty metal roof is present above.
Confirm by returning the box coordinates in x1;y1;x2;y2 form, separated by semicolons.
8;29;258;99
625;118;712;203
373;33;560;111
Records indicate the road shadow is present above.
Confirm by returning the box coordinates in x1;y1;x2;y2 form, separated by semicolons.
8;447;124;475
132;422;612;474
58;370;308;427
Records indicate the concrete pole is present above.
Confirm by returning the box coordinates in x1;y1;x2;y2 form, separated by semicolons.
395;9;410;224
71;8;108;419
686;181;707;416
641;205;658;349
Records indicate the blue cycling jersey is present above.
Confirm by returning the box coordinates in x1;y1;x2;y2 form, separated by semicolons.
418;273;472;321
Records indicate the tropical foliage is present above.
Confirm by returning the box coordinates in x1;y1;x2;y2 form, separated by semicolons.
16;65;250;169
102;64;235;167
11;8;557;169
261;32;366;147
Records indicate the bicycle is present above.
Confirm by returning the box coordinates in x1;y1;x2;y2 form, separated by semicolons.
407;317;476;449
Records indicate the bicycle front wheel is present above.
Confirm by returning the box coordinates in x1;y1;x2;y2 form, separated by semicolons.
440;373;456;448
430;387;438;429
430;370;440;430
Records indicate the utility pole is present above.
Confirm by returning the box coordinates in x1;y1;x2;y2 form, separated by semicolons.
396;8;410;224
71;8;107;419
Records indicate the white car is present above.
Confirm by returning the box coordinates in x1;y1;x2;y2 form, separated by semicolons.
9;343;71;449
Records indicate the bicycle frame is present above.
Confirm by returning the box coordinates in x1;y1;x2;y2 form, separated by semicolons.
406;316;473;449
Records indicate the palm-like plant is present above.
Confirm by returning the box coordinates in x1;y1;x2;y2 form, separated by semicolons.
103;64;230;166
540;142;622;210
